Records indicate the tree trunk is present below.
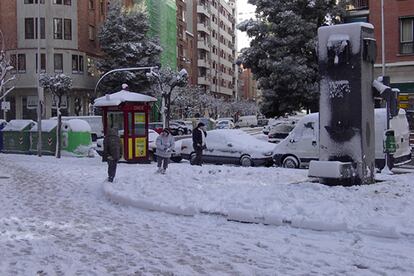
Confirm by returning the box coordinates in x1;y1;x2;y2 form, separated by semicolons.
56;95;62;158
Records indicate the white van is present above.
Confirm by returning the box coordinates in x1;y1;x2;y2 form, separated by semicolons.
235;115;258;128
273;109;412;169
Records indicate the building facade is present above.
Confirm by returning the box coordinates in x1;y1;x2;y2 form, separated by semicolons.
0;0;106;120
347;0;414;129
192;0;237;99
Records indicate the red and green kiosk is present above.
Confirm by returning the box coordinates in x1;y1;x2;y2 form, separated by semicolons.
94;89;157;163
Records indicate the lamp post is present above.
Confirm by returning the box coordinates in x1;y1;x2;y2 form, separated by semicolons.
36;0;43;157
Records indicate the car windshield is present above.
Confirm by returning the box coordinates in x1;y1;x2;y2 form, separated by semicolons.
272;124;294;133
217;121;228;125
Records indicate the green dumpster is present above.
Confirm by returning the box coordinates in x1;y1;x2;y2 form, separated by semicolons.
61;119;93;157
2;120;35;154
29;120;58;155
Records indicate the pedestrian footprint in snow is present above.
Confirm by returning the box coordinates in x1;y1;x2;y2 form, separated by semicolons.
103;127;122;182
155;128;175;174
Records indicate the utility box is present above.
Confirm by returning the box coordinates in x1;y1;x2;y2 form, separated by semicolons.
310;23;377;185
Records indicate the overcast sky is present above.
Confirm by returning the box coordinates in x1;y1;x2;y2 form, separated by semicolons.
236;0;256;51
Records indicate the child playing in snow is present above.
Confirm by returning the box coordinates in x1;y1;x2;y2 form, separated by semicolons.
155;128;175;174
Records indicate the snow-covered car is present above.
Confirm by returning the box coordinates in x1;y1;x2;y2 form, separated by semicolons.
96;129;182;162
215;119;235;129
172;120;193;134
180;129;274;167
169;122;189;136
268;123;295;143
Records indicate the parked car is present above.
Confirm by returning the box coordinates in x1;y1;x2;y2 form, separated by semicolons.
257;118;269;127
217;117;234;123
268;123;295;143
172;120;192;134
169;122;189;136
235;115;258;128
180;129;274;167
273;109;412;169
215;119;235;129
263;118;298;135
148;122;163;134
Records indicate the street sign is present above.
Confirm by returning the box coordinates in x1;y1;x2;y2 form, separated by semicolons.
1;101;10;111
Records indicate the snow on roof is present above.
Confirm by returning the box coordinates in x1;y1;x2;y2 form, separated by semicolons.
30;120;57;132
94;90;157;107
62;119;92;132
318;22;374;61
2;120;35;131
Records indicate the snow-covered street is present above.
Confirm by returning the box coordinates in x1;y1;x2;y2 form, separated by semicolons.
1;154;414;275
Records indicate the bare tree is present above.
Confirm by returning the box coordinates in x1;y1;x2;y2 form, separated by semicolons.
0;30;16;118
39;74;72;158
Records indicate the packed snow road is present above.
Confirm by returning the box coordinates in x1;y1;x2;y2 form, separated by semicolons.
1;154;414;275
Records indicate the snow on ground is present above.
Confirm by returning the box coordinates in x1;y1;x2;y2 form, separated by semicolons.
1;154;414;275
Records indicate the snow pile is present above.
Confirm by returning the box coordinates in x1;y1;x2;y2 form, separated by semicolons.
94;90;157;107
62;119;92;132
30;120;57;132
2;120;35;131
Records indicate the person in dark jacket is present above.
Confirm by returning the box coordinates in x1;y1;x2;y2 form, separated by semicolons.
103;127;122;182
192;122;207;166
155;128;175;174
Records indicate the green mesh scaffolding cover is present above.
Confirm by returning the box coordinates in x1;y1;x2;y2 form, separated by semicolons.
134;0;177;69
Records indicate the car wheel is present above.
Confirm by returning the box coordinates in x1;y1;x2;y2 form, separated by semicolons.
171;156;182;163
189;152;197;165
178;129;184;136
282;156;299;169
240;155;253;167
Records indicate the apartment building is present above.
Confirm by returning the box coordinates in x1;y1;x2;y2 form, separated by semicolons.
193;0;237;99
0;0;106;121
346;0;414;129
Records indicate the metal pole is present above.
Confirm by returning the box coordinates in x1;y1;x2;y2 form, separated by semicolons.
37;0;42;157
381;0;385;76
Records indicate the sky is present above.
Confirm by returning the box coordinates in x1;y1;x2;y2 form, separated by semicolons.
236;0;256;52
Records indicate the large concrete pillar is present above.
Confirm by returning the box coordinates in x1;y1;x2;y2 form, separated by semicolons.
310;23;377;185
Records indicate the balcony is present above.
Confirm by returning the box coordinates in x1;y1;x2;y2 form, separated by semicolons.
197;4;210;17
348;0;368;10
198;76;210;86
197;40;211;51
198;59;210;68
197;23;210;34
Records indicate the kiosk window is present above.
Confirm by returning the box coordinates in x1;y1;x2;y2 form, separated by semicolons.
107;112;123;134
134;113;146;136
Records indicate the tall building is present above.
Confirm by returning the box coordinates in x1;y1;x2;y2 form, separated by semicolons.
346;0;414;129
0;0;106;120
192;0;238;99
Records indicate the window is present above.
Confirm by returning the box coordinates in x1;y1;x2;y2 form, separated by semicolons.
35;53;46;73
24;0;45;3
88;25;95;41
89;0;94;9
100;0;105;14
25;18;45;39
18;54;26;73
64;19;72;40
53;18;63;39
72;55;84;73
400;17;414;54
54;53;63;73
25;18;35;39
52;0;70;4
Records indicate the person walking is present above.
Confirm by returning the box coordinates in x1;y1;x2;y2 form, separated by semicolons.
192;122;207;166
155;128;175;174
103;127;122;182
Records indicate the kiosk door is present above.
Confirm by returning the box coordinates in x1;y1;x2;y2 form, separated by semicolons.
125;111;148;161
